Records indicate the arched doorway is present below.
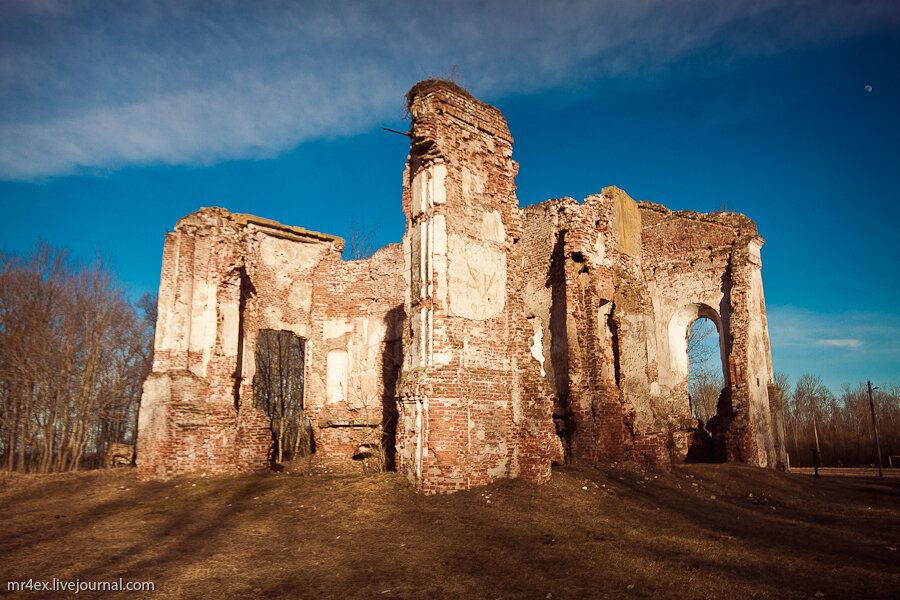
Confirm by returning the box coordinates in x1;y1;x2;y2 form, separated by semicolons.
668;303;729;462
686;316;724;425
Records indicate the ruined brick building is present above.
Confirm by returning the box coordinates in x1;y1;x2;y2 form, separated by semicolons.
137;80;787;493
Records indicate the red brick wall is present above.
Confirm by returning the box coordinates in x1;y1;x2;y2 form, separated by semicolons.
397;83;556;494
308;244;405;460
138;210;405;480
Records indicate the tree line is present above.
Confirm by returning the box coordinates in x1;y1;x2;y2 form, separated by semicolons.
687;319;900;468
2;242;896;472
780;374;899;468
0;243;154;472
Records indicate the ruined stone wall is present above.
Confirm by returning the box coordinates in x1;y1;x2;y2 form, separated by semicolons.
396;83;556;493
521;187;786;471
523;190;664;468
138;79;786;487
137;208;404;480
521;200;569;432
307;245;405;460
567;190;655;467
638;204;783;467
139;210;275;481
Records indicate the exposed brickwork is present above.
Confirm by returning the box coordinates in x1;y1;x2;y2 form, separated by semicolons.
138;80;785;490
395;84;556;494
137;209;404;481
308;245;405;460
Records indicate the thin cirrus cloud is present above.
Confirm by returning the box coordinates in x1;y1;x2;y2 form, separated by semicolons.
817;339;863;349
766;306;898;354
765;306;899;389
1;0;898;180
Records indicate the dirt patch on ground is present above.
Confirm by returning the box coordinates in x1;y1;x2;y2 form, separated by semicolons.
0;463;897;599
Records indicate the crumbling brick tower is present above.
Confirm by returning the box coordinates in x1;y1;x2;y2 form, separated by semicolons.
394;82;559;493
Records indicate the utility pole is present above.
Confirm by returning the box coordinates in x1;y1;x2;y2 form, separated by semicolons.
813;413;821;453
867;381;884;477
812;412;821;477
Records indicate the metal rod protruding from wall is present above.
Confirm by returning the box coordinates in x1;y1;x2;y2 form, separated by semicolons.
382;127;411;137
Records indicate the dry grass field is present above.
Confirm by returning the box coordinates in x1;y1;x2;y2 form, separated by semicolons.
0;461;897;599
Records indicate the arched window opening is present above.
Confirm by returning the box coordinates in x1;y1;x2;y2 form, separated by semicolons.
687;317;724;425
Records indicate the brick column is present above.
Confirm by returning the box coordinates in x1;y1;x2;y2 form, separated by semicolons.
396;81;555;493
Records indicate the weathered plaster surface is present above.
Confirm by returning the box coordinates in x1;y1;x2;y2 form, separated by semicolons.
138;81;785;490
447;236;506;320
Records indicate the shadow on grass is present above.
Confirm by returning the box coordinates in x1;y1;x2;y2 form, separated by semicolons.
0;464;897;599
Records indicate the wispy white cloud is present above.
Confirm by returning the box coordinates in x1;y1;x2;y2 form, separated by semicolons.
768;306;898;352
766;305;900;391
1;0;897;179
817;339;863;348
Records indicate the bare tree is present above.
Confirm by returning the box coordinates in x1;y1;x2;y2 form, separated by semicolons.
345;219;380;261
0;242;152;472
687;317;718;366
689;370;723;424
687;317;723;424
784;374;833;466
253;330;308;463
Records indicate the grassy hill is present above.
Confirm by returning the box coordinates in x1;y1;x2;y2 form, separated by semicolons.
1;462;897;599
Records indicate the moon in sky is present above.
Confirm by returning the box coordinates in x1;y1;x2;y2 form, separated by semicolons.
864;85;873;92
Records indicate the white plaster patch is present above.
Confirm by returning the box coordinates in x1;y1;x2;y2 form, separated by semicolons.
480;210;506;244
326;349;349;405
411;163;447;217
402;232;411;306
408;310;423;370
323;318;353;340
432;214;448;304
220;303;239;357
362;318;387;348
411;170;426;217
432;350;453;366
462;166;486;200
189;278;217;373
342;317;391;409
288;281;312;313
447;235;506;320
748;239;763;266
432;163;447;205
262;305;283;330
409;223;424;299
139;375;170;426
594;232;611;266
259;236;321;289
529;318;546;376
747;266;774;465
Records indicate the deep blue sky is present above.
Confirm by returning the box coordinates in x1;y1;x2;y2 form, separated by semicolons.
1;1;898;395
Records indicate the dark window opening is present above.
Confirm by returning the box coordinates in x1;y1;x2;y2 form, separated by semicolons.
254;329;312;463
